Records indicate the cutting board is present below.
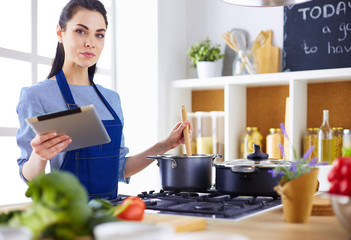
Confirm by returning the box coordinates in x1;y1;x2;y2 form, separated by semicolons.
311;195;334;216
255;30;280;73
142;213;207;233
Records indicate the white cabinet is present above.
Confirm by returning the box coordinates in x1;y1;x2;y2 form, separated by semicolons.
170;67;351;161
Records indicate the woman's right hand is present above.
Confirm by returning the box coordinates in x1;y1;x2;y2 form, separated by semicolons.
30;132;72;161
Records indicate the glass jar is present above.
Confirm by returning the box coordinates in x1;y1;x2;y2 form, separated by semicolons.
240;127;263;158
332;127;344;159
181;112;197;155
211;111;225;162
266;128;284;159
195;112;212;154
303;128;319;161
343;129;351;155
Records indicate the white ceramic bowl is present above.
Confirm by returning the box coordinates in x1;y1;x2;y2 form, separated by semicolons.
329;194;351;235
316;165;333;191
93;221;175;240
175;231;250;240
0;226;32;240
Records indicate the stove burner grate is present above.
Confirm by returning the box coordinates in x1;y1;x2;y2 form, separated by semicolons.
113;190;281;220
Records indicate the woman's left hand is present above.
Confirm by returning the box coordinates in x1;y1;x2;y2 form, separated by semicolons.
163;120;192;151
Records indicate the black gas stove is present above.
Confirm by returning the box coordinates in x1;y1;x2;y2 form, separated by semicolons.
111;189;281;221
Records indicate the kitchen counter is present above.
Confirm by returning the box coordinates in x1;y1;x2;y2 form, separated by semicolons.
1;203;349;239
204;206;349;240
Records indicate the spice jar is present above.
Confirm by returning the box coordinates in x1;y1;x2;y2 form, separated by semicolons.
266;128;284;159
240;127;263;158
332;127;343;159
303;128;319;161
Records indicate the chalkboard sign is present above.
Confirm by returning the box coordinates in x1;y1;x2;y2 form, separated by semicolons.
283;0;351;71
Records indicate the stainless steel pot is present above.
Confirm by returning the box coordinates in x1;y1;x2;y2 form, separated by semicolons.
147;154;222;192
214;145;289;197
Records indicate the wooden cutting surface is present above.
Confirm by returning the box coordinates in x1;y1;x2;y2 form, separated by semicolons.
143;213;207;233
254;30;280;74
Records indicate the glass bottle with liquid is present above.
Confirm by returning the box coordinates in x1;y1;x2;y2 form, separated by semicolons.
318;110;334;164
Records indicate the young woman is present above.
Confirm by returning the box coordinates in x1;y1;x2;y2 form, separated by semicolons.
16;0;190;200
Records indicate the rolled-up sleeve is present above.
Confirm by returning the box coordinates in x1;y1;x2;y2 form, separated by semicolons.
16;87;44;183
118;145;130;184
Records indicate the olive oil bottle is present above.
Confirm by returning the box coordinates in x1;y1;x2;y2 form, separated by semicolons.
318;110;334;164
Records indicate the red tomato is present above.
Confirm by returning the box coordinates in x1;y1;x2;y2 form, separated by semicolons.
340;164;351;180
114;196;146;221
339;179;351;196
328;159;343;182
328;181;340;194
328;157;351;196
328;166;341;182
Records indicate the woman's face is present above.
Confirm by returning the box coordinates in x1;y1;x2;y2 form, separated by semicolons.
58;8;106;69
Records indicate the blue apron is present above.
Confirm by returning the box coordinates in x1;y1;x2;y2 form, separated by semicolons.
56;69;122;200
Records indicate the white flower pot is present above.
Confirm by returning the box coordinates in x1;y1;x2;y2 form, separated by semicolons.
196;61;220;79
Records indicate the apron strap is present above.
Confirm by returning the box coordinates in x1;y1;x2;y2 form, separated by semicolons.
56;69;119;121
89;78;119;120
56;69;79;109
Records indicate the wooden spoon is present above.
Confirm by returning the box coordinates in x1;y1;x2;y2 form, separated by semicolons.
181;106;192;156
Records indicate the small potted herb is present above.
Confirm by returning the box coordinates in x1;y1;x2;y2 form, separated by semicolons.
187;37;224;78
270;123;327;223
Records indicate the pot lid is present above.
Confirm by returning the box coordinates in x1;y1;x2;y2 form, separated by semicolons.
215;158;284;168
214;144;290;168
147;154;222;159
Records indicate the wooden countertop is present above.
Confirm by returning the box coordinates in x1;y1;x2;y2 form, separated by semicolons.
1;202;349;239
143;205;349;240
204;206;349;240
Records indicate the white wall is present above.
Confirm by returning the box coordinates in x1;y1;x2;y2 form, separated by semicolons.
116;0;160;195
185;0;284;78
158;0;188;140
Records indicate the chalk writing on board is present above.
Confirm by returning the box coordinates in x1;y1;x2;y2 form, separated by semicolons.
283;0;351;71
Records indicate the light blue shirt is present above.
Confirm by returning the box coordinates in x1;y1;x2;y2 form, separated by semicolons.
16;79;129;184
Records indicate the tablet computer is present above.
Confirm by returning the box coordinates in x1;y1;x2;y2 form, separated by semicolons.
26;105;111;151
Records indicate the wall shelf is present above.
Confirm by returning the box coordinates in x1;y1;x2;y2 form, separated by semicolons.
170;67;351;161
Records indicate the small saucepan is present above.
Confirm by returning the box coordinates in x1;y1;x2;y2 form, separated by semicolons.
214;144;290;197
147;154;222;192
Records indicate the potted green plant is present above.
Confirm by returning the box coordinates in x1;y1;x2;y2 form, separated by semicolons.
187;37;224;78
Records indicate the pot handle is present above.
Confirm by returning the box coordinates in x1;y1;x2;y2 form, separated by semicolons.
212;154;223;161
211;154;223;166
146;156;177;168
230;166;257;173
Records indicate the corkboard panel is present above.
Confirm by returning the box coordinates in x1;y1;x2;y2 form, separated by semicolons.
190;81;351;152
247;86;290;151
307;81;351;129
192;89;224;112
